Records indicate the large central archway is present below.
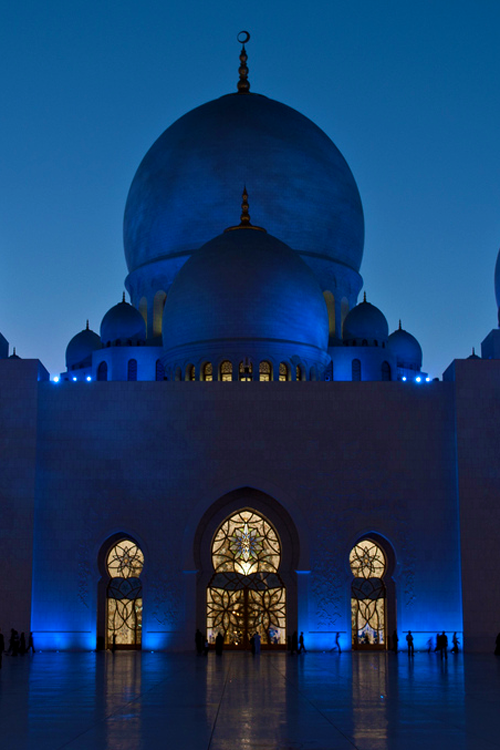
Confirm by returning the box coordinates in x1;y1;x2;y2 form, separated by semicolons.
207;509;286;648
193;487;302;651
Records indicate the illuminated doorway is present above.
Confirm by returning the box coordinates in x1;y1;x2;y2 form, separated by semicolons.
105;539;144;649
350;538;387;650
206;509;286;648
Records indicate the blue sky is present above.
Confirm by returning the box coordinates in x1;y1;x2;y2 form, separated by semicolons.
1;0;499;377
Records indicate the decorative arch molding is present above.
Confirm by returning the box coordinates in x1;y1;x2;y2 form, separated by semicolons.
191;487;305;641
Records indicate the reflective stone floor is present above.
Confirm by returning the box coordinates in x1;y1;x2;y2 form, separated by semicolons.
1;650;500;749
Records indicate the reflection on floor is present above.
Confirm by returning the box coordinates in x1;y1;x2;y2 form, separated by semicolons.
1;650;499;749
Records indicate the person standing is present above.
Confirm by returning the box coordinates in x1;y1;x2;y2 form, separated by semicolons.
27;633;35;655
440;632;448;660
195;629;204;655
451;632;460;653
254;632;261;655
299;632;307;654
406;630;414;657
392;630;399;654
215;632;224;656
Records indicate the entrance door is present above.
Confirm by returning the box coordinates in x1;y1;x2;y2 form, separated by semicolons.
206;510;286;648
350;539;387;650
105;539;144;649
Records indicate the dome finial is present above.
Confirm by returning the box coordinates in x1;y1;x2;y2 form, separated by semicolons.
224;187;266;232
122;292;126;303
363;291;367;303
86;320;89;330
237;31;251;94
398;319;402;330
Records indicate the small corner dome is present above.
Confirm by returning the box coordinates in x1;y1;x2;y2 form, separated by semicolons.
343;298;389;344
162;228;329;360
100;297;146;346
66;325;102;369
388;326;423;369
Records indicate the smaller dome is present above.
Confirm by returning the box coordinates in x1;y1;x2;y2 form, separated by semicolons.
66;322;102;369
388;324;423;370
343;295;389;345
100;295;146;347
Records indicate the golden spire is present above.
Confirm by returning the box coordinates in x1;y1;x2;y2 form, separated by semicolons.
237;31;251;93
225;187;266;232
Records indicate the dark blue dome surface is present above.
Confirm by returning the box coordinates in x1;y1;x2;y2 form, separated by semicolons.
495;249;500;324
124;93;364;276
343;299;388;343
388;327;422;369
66;326;102;368
100;299;146;346
162;229;329;354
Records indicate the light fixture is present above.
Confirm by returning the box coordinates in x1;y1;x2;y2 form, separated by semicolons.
72;377;77;382
53;376;60;383
415;376;421;383
86;376;92;382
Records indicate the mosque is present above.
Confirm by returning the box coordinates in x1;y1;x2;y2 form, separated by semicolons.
1;35;499;653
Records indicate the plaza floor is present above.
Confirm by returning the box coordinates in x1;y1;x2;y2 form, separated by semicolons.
1;650;500;750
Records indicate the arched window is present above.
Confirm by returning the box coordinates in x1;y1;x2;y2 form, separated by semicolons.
279;363;289;381
324;361;333;381
139;297;148;332
381;361;391;381
310;366;317;381
239;361;253;381
352;359;361;381
97;362;108;381
202;362;213;382
155;360;165;381
175;367;182;381
186;364;195;381
153;291;167;338
127;359;137;381
323;290;336;340
350;539;387;650
220;361;233;382
362;339;368;347
259;361;272;381
295;365;303;382
106;539;144;649
207;509;286;648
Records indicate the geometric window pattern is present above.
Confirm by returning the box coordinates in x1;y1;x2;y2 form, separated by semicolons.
350;539;387;648
106;539;144;648
207;510;286;647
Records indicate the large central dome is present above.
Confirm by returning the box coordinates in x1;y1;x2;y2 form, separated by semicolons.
124;92;364;277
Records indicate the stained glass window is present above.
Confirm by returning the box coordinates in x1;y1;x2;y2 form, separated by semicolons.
186;364;195;381
279;363;288;381
106;539;144;648
207;510;286;647
239;361;253;381
296;365;302;381
202;362;213;381
220;361;232;381
350;539;387;648
259;361;272;381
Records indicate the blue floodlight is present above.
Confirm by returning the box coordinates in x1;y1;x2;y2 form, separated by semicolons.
402;376;407;382
426;377;431;382
86;376;92;382
53;376;60;383
415;376;422;383
72;377;77;382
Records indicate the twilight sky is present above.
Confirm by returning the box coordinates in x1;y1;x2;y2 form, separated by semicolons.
1;0;499;378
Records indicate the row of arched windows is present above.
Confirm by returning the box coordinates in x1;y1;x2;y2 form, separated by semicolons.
96;360;166;382
138;290;167;338
344;339;386;348
172;360;316;382
351;360;392;382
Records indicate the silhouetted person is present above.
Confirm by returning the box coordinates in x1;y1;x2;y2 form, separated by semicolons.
8;629;19;656
495;633;500;655
195;629;204;655
392;630;399;654
451;632;460;654
406;630;414;657
291;631;298;654
254;632;261;655
215;632;224;656
434;633;440;652
203;637;209;656
28;632;35;654
19;632;26;655
299;632;307;654
330;632;341;653
0;628;4;669
440;631;448;659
